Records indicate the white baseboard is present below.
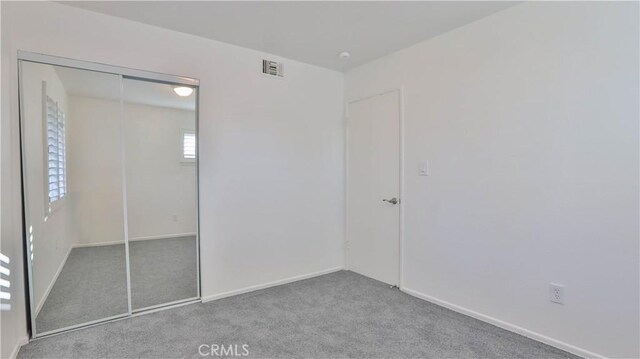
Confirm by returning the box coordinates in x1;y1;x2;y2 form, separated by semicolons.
72;240;122;248
9;336;29;359
129;232;197;242
401;287;606;359
35;246;72;317
72;232;197;248
202;266;344;303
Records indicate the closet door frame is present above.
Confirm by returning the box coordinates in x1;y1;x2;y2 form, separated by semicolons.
17;51;201;339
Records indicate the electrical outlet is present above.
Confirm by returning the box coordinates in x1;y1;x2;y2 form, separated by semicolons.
549;283;565;304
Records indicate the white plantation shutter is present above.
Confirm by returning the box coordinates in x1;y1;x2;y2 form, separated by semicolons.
46;96;67;205
0;252;9;311
182;130;196;161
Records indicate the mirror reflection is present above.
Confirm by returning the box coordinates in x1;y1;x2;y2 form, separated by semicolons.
21;62;128;333
20;61;198;336
123;78;198;310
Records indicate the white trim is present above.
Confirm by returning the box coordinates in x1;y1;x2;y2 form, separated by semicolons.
132;296;199;313
397;87;405;289
202;267;344;303
347;87;404;106
343;102;350;271
18;51;199;86
194;85;201;300
35;247;72;317
118;73;134;319
18;58;39;336
31;299;200;341
41;80;49;215
71;240;125;248
130;298;200;317
401;287;607;359
342;103;349;270
34;313;129;339
129;232;197;242
9;336;29;359
70;233;197;248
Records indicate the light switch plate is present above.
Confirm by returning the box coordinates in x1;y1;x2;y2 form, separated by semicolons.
419;161;429;176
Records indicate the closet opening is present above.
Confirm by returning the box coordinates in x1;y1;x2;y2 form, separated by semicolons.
17;52;201;338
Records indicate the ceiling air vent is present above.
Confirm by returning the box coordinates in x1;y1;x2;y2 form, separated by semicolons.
262;60;283;77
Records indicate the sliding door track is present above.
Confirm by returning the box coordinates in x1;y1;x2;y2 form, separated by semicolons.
31;298;201;340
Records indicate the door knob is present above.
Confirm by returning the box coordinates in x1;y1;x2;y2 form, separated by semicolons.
382;197;399;205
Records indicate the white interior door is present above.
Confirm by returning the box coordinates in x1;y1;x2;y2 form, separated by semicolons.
347;90;400;286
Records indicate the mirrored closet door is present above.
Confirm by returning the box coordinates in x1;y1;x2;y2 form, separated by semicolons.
19;53;200;337
122;78;198;311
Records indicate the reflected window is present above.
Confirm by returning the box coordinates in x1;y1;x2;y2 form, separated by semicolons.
182;130;196;162
45;95;67;206
0;252;10;311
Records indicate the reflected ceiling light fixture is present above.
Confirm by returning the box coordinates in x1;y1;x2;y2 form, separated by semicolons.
339;51;351;60
173;86;194;97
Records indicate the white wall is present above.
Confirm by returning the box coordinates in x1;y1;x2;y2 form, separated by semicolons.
1;3;30;358
66;95;125;247
123;101;196;240
345;2;638;358
67;95;197;244
1;1;344;353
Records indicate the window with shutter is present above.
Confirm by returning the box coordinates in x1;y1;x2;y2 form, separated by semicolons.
0;252;10;311
46;96;67;209
182;130;196;162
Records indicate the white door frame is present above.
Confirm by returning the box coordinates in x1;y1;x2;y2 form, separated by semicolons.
344;86;405;288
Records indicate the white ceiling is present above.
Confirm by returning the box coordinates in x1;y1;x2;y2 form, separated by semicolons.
55;66;196;111
61;1;515;71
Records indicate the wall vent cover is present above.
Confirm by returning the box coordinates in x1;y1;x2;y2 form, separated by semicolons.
262;60;283;77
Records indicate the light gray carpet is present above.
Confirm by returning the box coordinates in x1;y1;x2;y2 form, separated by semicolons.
35;236;197;333
130;236;198;310
35;245;129;333
21;271;578;359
